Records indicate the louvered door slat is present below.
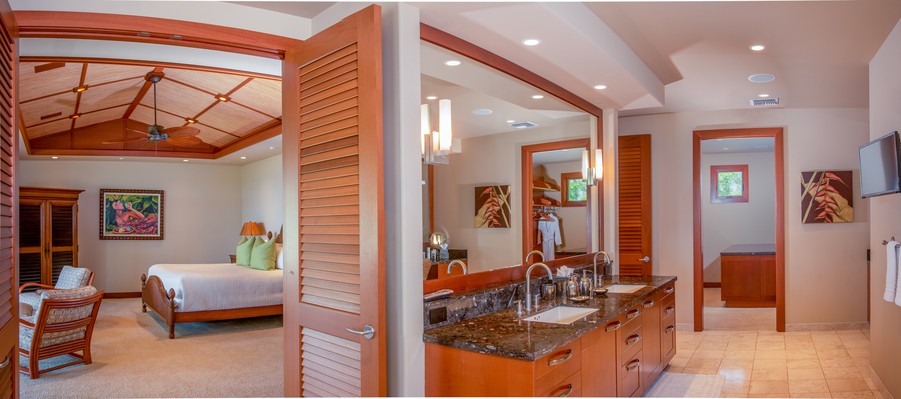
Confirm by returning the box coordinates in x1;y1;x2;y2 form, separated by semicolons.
618;135;652;276
0;6;15;396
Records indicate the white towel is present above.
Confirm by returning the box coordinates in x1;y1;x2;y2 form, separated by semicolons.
884;240;900;303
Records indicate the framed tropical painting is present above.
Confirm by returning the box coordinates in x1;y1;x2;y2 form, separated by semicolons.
801;171;853;223
100;189;164;240
474;185;511;228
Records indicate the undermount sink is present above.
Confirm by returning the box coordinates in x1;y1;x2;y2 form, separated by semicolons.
602;284;650;294
522;306;598;325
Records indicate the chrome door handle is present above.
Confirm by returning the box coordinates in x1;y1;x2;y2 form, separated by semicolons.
638;256;650;263
346;324;375;340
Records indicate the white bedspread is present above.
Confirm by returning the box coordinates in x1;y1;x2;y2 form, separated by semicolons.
148;263;283;312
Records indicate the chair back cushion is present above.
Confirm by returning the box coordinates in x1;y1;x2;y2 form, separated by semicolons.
21;286;99;349
55;266;92;289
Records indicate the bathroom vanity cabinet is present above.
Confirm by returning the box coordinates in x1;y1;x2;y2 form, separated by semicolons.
424;278;676;397
721;244;776;307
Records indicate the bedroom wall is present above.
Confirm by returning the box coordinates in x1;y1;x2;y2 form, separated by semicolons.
867;17;901;399
619;107;870;327
701;151;776;283
241;155;284;236
17;159;243;293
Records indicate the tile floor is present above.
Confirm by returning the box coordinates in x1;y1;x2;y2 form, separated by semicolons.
704;287;777;331
660;329;880;398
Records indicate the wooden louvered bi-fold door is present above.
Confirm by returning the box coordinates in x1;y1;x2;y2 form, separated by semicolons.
0;2;16;397
286;5;385;397
618;135;652;277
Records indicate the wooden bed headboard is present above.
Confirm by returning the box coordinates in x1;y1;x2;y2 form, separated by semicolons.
268;225;283;244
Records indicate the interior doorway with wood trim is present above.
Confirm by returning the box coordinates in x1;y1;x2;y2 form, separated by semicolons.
618;134;652;276
693;128;785;332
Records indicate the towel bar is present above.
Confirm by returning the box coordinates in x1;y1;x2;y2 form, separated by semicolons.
882;236;897;246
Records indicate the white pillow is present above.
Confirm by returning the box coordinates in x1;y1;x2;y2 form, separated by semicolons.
275;244;284;270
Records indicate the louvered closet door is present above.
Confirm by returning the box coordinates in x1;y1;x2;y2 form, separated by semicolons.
0;2;16;397
290;5;385;397
618;135;652;276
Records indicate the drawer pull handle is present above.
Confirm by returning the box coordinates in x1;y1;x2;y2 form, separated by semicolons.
626;359;641;371
626;334;641;346
556;384;574;397
643;300;655;308
664;287;674;294
626;309;640;319
665;326;675;334
548;349;573;366
665;306;675;315
605;321;622;332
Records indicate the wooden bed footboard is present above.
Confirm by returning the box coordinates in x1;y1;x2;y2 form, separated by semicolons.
140;273;283;339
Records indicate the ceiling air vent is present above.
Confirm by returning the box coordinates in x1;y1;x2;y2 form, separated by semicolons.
750;97;780;106
510;121;538;129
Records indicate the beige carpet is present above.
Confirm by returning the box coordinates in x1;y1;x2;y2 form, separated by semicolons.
645;371;726;397
20;298;284;398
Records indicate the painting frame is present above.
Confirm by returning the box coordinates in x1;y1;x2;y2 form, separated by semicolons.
800;171;853;224
474;185;511;228
99;189;165;240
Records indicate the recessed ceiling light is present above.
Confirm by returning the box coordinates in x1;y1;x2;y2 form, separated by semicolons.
51;156;58;159
758;94;770;98
472;108;493;116
119;157;125;160
240;156;247;160
522;39;541;46
531;95;544;99
182;159;189;162
269;146;275;150
73;86;88;93
750;44;766;52
186;118;197;123
594;85;607;90
723;148;729;150
444;60;461;67
748;73;776;83
69;114;80;119
426;96;437;100
215;95;229;102
506;120;515;123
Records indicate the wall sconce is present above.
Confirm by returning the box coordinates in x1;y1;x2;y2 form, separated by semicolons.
239;221;265;237
421;100;461;165
581;148;603;186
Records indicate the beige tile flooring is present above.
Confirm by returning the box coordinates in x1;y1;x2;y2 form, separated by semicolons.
704;287;777;331
663;329;881;398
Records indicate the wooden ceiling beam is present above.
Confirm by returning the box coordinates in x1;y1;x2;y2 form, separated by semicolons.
20;74;144;105
123;66;162;120
70;62;87;130
21;56;280;80
14;11;302;60
214;119;282;158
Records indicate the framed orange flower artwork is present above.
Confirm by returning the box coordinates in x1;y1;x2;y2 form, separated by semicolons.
474;185;511;228
800;171;853;223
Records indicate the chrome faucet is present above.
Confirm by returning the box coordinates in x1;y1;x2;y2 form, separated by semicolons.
447;260;468;275
525;250;544;264
525;262;553;312
593;251;613;286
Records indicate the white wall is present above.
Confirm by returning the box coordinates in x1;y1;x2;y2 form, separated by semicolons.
240;155;283;235
868;18;901;399
619;107;870;326
537;160;588;252
701;151;776;282
18;160;242;293
432;120;591;273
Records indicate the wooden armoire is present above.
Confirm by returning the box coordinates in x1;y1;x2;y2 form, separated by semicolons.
17;187;83;287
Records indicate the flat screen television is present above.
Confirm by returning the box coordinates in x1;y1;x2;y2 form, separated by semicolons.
859;131;901;198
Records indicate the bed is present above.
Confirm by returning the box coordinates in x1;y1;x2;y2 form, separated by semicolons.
140;231;284;338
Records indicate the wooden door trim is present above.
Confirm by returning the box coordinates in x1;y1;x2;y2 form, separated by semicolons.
521;138;590;262
692;128;785;332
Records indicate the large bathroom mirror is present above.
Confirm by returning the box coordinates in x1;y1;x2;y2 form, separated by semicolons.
420;26;603;284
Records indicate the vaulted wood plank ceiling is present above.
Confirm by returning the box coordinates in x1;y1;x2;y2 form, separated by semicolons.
18;59;282;158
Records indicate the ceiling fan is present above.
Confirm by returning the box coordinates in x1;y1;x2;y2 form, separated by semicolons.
103;71;203;146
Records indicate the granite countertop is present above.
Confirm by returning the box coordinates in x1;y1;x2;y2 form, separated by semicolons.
422;275;677;361
720;244;776;256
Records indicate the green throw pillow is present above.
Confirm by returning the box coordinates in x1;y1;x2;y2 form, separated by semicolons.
236;236;259;266
249;237;277;271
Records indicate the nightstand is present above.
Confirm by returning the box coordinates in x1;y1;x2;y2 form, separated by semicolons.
229;255;236;263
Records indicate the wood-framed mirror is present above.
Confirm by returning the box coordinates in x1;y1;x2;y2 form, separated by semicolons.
420;24;604;292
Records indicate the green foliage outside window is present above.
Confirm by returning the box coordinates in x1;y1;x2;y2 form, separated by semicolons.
567;179;588;202
717;171;743;197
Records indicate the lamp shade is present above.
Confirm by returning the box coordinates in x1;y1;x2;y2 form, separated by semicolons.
240;221;264;236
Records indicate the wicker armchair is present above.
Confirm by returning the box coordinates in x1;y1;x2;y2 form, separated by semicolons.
19;286;104;379
19;266;94;316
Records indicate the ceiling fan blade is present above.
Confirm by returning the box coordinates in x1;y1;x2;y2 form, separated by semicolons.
161;126;200;139
102;137;149;145
167;136;204;146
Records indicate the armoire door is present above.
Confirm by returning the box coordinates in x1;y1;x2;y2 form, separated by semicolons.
0;1;17;396
16;199;43;287
47;200;77;283
284;5;385;397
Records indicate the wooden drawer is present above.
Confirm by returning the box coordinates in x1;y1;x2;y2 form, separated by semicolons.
617;350;642;397
534;339;581;394
661;293;676;319
540;371;582;397
617;310;643;366
662;311;676;364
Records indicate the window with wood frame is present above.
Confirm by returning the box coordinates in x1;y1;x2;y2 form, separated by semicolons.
561;172;587;207
711;164;749;203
